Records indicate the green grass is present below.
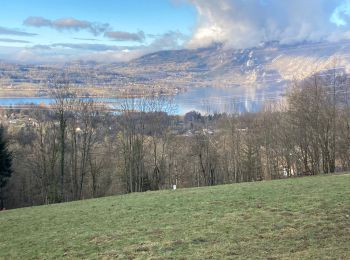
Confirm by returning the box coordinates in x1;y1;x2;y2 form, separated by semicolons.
1;174;350;259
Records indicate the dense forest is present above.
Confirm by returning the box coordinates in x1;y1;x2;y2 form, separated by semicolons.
1;71;350;209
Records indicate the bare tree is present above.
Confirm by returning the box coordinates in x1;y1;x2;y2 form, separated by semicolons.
49;71;76;201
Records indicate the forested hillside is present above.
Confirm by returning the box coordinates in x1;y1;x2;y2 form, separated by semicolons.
0;71;349;209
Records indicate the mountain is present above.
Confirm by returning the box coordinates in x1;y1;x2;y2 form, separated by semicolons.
116;40;350;92
1;40;349;99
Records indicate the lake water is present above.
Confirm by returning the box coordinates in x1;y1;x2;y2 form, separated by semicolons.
0;86;283;115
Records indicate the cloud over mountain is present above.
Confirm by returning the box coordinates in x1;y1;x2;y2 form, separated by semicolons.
148;31;188;50
186;0;350;48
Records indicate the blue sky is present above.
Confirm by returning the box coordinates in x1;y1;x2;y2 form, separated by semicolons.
0;0;197;63
0;0;350;63
0;0;195;46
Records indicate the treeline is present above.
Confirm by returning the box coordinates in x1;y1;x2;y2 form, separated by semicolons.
1;71;350;209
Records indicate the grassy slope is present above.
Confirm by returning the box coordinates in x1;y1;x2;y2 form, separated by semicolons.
0;174;349;259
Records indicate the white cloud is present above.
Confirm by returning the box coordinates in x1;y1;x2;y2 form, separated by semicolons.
186;0;350;49
104;31;145;42
24;16;110;36
0;30;187;63
0;26;37;36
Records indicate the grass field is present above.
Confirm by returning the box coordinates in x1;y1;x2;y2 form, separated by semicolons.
1;174;349;259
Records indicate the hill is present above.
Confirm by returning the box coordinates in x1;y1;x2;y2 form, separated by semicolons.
123;40;350;89
2;40;350;100
0;174;349;259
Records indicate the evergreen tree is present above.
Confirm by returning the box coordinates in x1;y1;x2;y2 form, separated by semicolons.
0;125;12;209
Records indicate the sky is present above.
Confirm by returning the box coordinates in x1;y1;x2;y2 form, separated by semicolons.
0;0;350;63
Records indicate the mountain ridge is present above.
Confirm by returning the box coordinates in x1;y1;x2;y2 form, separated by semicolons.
116;40;350;92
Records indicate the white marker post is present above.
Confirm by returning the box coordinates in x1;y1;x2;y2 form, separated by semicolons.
172;177;178;190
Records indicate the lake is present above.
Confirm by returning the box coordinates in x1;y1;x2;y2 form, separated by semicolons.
0;86;283;115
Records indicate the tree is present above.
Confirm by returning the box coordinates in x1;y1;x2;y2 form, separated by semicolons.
49;72;75;201
0;125;12;209
68;99;100;199
119;98;147;193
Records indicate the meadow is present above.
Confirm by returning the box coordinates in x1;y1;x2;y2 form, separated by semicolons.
1;174;349;259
